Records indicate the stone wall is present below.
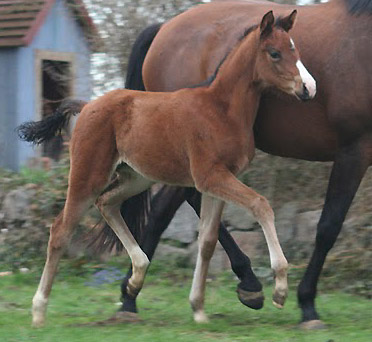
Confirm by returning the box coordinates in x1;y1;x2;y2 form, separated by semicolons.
1;151;371;276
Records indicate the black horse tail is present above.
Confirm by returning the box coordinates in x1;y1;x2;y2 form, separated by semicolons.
125;22;163;90
17;99;86;144
91;23;163;253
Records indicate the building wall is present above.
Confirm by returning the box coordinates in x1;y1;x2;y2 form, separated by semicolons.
0;49;18;170
13;0;93;170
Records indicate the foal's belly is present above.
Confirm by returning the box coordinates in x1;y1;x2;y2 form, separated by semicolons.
118;140;195;187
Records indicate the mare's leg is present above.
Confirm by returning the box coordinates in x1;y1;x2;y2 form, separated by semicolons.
298;138;372;329
96;166;153;303
194;168;288;309
186;191;264;309
120;186;192;313
189;194;225;323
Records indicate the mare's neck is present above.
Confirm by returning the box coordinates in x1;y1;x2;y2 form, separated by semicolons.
207;30;261;127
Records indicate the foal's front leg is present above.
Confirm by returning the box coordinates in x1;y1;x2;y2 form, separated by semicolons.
186;191;264;309
195;168;288;309
189;194;225;323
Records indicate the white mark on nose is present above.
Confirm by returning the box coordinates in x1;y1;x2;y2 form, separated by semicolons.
296;60;316;98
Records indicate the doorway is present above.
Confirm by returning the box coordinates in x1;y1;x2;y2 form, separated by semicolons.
41;59;71;160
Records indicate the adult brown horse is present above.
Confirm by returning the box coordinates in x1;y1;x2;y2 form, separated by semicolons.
18;11;314;326
107;0;372;330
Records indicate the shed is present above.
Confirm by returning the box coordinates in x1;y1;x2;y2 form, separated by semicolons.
0;0;100;171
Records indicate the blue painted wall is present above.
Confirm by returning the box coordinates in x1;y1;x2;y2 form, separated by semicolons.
0;0;93;170
0;49;18;170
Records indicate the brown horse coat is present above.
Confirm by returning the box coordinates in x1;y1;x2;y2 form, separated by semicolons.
23;11;317;326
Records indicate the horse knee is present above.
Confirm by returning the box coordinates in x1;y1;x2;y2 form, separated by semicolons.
96;194;120;216
315;220;342;252
189;293;203;312
251;196;274;224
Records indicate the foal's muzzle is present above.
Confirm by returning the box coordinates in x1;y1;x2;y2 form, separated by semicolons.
296;84;313;102
294;60;317;101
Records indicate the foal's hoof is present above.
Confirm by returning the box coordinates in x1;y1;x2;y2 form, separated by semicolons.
194;311;209;324
299;320;327;330
32;320;45;328
237;286;264;310
272;290;287;309
32;315;46;328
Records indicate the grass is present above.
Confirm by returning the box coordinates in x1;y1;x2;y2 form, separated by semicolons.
0;261;371;342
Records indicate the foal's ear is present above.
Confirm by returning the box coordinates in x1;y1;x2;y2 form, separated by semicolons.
260;11;275;39
278;10;297;32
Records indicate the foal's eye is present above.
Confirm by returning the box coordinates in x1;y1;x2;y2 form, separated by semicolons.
269;50;281;61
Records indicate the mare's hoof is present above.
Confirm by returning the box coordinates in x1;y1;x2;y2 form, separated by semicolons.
299;320;327;330
272;290;287;309
237;286;264;310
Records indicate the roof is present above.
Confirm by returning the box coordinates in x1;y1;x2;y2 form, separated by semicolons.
0;0;101;51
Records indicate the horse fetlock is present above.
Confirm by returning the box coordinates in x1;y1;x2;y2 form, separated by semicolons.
272;264;288;309
272;257;288;277
272;282;288;309
189;293;203;313
32;293;48;327
126;278;142;298
190;289;208;323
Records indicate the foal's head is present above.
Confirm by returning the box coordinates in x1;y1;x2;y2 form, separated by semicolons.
254;10;316;101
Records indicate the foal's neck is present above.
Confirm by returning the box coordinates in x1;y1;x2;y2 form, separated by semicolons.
207;30;261;125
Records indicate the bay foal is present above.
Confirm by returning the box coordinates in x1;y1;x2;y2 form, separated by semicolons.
19;11;316;326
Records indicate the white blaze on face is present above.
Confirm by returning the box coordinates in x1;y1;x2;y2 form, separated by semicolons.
296;60;317;98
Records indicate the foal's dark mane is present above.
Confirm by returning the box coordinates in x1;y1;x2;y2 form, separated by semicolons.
190;24;258;89
344;0;372;14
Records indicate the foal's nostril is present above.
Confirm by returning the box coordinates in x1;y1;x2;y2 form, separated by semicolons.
296;84;311;102
302;84;309;97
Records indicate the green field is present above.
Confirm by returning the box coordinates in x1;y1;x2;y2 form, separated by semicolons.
0;262;371;342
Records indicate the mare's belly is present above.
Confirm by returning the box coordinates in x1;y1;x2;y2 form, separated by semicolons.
255;95;338;162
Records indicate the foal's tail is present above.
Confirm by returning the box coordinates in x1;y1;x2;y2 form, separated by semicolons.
17;99;86;144
90;23;162;252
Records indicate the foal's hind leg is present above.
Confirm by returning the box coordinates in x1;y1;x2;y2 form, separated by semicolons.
189;194;225;323
32;185;101;327
96;166;153;304
120;186;193;314
32;130;119;327
195;168;288;309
